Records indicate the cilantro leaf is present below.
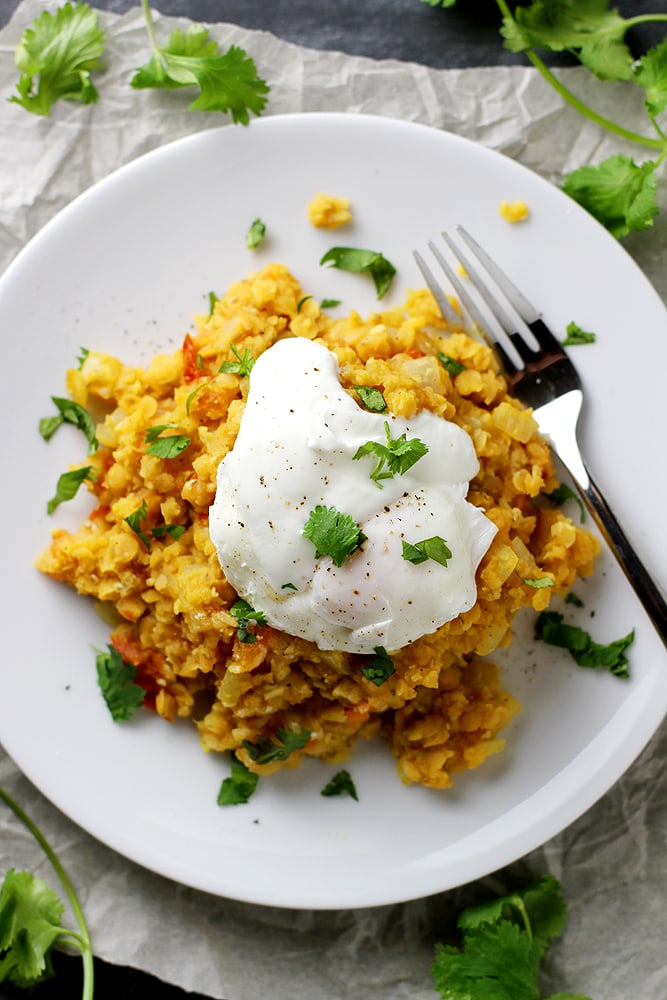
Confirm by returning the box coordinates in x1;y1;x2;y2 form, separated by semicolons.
500;0;633;81
635;38;667;117
242;726;310;765
144;424;191;459
437;351;466;376
354;385;387;412
519;574;555;590
124;499;151;549
230;598;267;644
320;247;396;299
95;644;146;721
302;505;366;567
219;344;255;376
359;646;395;687
320;298;342;309
10;1;105;117
546;482;586;523
131;26;269;124
402;535;452;567
562;321;596;346
0;869;64;986
353;420;429;487
321;769;359;801
39;397;98;453
46;465;96;514
217;753;259;805
535;611;634;678
246;218;266;249
563;155;659;239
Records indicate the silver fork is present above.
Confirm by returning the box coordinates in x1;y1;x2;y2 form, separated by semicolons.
414;226;667;647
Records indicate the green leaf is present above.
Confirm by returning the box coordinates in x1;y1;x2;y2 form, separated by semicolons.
246;218;266;249
402;535;452;568
563;155;659;239
501;0;633;81
95;644;146;721
0;869;64;986
132;28;269;124
535;611;634;678
519;574;555;590
46;465;96;514
635;38;667;116
39;396;98;452
10;1;105;116
359;646;395;687
437;351;466;376
320;247;396;299
432;920;541;1000
219;344;255;376
217;753;260;805
151;523;186;542
546;482;586;523
354;385;387;412
144;424;191;458
562;321;596;346
242;726;310;765
320;298;342;309
353;420;429;486
302;505;366;567
124;499;152;550
321;769;359;800
230;598;267;644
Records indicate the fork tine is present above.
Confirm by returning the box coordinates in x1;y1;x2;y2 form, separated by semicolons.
412;250;461;326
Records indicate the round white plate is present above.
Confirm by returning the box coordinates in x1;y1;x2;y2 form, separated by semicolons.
1;113;666;910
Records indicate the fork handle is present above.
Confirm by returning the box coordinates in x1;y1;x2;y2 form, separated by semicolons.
575;466;667;647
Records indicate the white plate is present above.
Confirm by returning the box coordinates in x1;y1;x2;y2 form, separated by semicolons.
1;113;666;910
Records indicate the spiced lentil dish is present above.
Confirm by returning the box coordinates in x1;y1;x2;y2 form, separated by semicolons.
37;263;598;790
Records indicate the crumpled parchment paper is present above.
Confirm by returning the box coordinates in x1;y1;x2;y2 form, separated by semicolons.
1;3;666;998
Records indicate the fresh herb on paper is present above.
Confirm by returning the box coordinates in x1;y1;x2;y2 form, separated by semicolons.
420;0;667;238
0;787;94;1000
535;610;634;678
359;646;395;686
302;505;367;566
230;598;268;644
96;643;146;721
353;420;429;487
320;247;397;299
9;1;105;116
431;873;592;1000
242;727;311;765
39;397;98;454
217;753;260;805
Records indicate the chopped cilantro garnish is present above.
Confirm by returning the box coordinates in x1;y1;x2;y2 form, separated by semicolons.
124;500;152;549
321;769;359;801
208;291;219;317
518;573;555;589
281;582;298;591
95;644;145;721
217;753;260;805
535;611;634;678
39;397;98;453
353;420;429;487
46;465;97;514
359;646;395;687
402;536;452;568
246;218;266;249
563;320;596;345
302;505;366;566
152;523;186;542
230;598;267;644
354;385;387;412
219;344;255;376
145;424;191;459
437;351;466;376
76;346;90;369
320;246;396;299
320;298;342;309
546;482;586;523
9;2;105;116
565;591;585;608
242;726;310;765
297;295;312;312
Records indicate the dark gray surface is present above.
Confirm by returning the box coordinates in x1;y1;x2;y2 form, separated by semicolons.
1;0;665;68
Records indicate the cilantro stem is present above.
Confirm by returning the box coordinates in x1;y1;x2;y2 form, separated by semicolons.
0;786;94;1000
140;0;160;57
494;0;665;151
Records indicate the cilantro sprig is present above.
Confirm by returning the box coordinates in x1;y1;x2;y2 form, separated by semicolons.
242;726;311;765
421;0;667;238
230;598;268;644
302;505;367;566
320;247;397;299
95;644;146;720
535;610;634;678
0;787;94;999
432;874;590;1000
353;420;429;487
39;397;98;454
